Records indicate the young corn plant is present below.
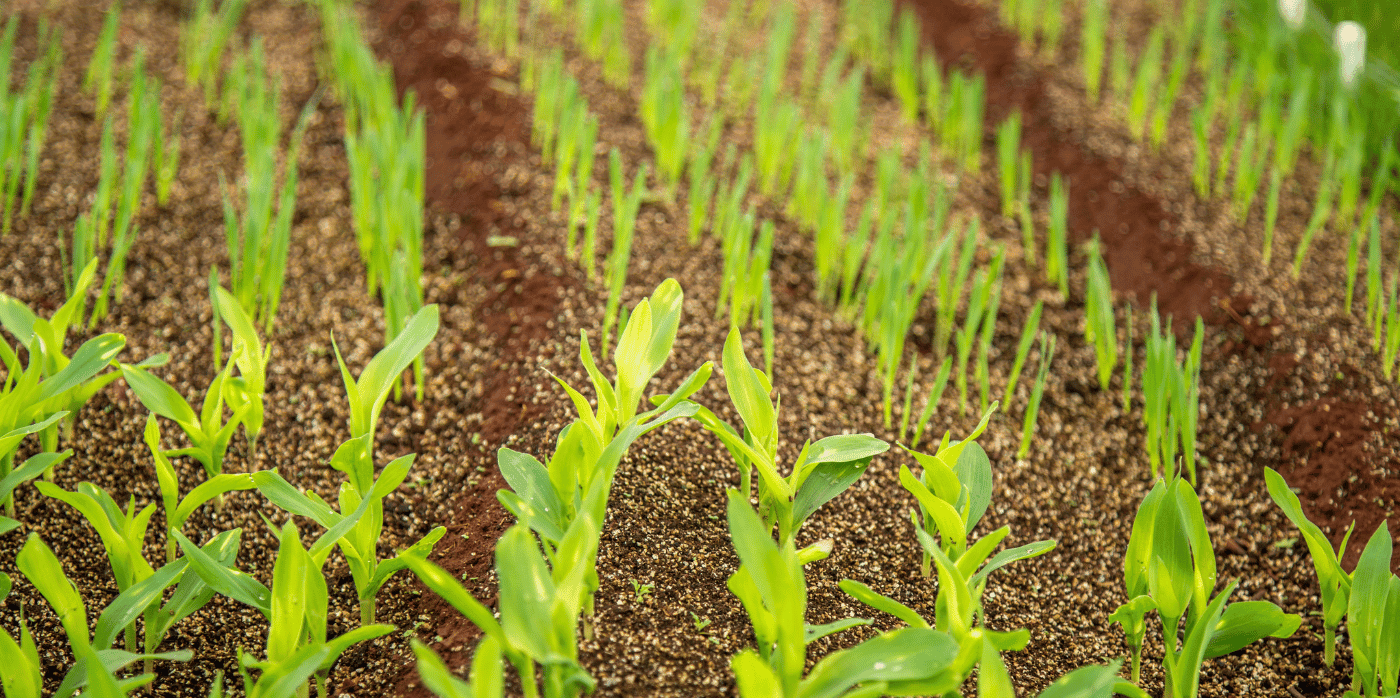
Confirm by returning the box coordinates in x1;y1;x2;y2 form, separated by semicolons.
405;522;596;698
84;4;121;121
954;251;1004;415
0;270;160;457
725;490;967;698
143;416;257;561
182;0;250;108
121;351;250;496
1084;235;1118;391
909;356;954;450
997;111;1023;218
178;521;393;698
600;151;647;354
1345;523;1400;698
0;450;69;535
213;286;267;457
1081;0;1108;102
1004;299;1044;406
12;533;195;696
411;635;504;698
1111;477;1300;696
257;303;442;625
1046;172;1070;296
1264;467;1354;666
1141;303;1204;484
892;8;922;124
1016;331;1055;460
640;48;689;196
679;327;888;547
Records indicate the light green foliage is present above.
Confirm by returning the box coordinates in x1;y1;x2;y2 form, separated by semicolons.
0;274;156;460
1016;331;1055;460
142;416;257;560
406;523;596;698
996;111;1023;219
716;210;774;332
155;108;184;206
683;327;888;546
0;449;68;535
1;18;62;235
412;636;504;698
601;150;647;354
297;304;444;624
222;40;318;333
122;354;249;484
1264;467;1355;666
910;356;954;451
322;4;428;392
182;0;250;107
573;0;628;89
686;119;722;244
1113;478;1299;696
1084;235;1117;391
955;248;1004;416
941;70;986;174
1080;0;1108;102
1003;300;1043;407
84;5;121;120
1140;304;1203;484
466;0;520;57
1127;27;1165;141
1045;173;1069;296
1345;523;1400;698
841;0;894;86
213;286;268;455
726;490;964;698
14;533;195;696
892;8;921;124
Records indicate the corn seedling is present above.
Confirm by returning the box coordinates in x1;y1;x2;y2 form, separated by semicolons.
1109;30;1130;105
182;0;249;108
154;107;183;207
1264;467;1355;666
976;279;1001;414
1141;303;1204;484
848;410;1056;692
997;111;1023;218
14;22;61;224
1003;299;1044;408
1125;27;1165;141
1081;0;1108;102
213;286;267;456
405;522;596;698
1084;235;1117;391
1345;521;1400;698
1046;172;1070;296
909;355;954;450
942;69;986;174
641;47;689;196
828;64;864;176
725;490;966;698
412;635;504;698
686;120;721;244
1112;478;1300;695
13;533;195;695
681;327;888;546
84;4;121;122
601;151;647;354
122;344;252;499
955;250;1004;415
223;45;318;333
841;0;894;86
1016;331;1055;460
1149;32;1194;151
141;417;258;562
1122;304;1134;412
753;94;801;199
892;8;921;123
0;267;160;458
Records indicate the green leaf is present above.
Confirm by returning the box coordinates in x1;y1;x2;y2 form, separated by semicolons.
250;471;342;529
0;449;70;501
1263;467;1350;596
92;558;188;650
402;554;506;647
1173;580;1237;698
804;617;871;645
0;412;68;461
31;333;124;407
247;642;328;698
1034;660;1125;698
413;639;473;698
17;534;89;649
267;522;310;664
321;624;394;670
838;579;928;628
172;529;271;616
722;327;777;461
969;539;1058;590
171;473;257;530
797;627;960;698
338;304;439;438
120;364;199;430
469;635;505;698
900;464;967;554
791;457;870;525
1349;522;1394;694
496;448;567;541
1203;601;1300;658
953;442;992;535
1124;480;1167;599
0;612;42;698
732;650;782;698
495;524;564;661
979;636;1016;698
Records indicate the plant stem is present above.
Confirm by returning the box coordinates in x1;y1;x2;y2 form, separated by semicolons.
1325;624;1336;666
361;594;375;626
